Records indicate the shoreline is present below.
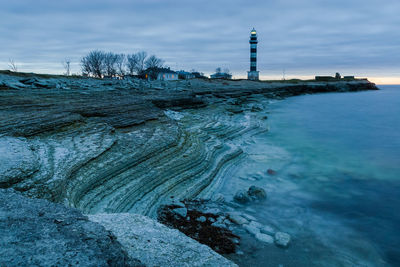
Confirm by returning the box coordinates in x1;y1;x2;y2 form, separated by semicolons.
0;72;378;266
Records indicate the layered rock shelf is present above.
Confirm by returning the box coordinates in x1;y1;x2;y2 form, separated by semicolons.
0;71;378;265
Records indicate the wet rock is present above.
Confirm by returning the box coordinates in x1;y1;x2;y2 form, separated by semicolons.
255;233;274;244
260;225;275;235
170;200;186;208
243;224;260;236
248;220;263;229
197;216;207;223
233;189;251;204
248;186;267;200
275;232;291;248
172;207;187;218
228;214;249;225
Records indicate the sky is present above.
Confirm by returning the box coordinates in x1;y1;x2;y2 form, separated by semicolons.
0;0;399;84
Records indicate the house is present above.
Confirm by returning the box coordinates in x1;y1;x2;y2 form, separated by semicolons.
143;67;178;81
315;76;336;81
210;72;232;79
315;73;356;81
177;71;195;80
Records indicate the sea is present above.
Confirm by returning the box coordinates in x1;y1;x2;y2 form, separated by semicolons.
220;85;400;266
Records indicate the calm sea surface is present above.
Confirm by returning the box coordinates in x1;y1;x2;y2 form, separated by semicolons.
221;85;400;266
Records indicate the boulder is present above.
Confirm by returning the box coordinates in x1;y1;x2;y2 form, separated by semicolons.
233;189;251;204
248;186;267;200
274;232;291;248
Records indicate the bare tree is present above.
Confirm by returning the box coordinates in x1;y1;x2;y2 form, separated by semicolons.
8;59;18;72
126;54;137;75
145;55;164;69
115;54;126;76
81;50;105;78
126;51;147;75
104;52;119;77
63;59;71;76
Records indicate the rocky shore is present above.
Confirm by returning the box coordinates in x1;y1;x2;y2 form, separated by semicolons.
0;71;378;266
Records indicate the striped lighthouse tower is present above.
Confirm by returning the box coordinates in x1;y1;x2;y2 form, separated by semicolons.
247;28;259;80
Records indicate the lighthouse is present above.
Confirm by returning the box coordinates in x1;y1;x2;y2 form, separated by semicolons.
247;28;259;80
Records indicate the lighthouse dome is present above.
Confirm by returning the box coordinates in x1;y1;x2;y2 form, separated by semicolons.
251;28;257;35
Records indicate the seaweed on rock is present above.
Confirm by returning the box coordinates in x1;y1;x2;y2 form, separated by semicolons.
157;200;240;254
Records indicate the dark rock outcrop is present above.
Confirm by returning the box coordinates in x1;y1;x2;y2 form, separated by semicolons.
234;186;267;204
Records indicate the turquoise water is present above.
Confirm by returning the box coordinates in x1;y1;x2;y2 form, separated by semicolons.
221;86;400;266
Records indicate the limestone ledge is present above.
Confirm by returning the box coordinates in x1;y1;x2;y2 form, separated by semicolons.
0;72;378;265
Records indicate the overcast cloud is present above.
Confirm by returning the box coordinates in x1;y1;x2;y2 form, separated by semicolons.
0;0;399;81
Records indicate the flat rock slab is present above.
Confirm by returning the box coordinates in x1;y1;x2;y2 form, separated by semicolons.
0;137;38;186
89;213;237;267
0;189;140;267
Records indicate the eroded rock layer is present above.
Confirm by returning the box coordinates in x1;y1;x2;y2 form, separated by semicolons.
0;72;378;218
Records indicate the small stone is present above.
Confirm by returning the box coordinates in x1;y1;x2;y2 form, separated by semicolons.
275;232;291;248
255;233;274;244
208;217;216;223
247;186;266;200
173;208;187;218
233;189;250;204
260;225;275;235
170;200;185;208
228;214;249;225
197;216;206;223
243;224;260;236
249;220;263;229
211;222;226;229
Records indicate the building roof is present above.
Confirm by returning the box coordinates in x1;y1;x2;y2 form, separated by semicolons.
145;67;177;74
